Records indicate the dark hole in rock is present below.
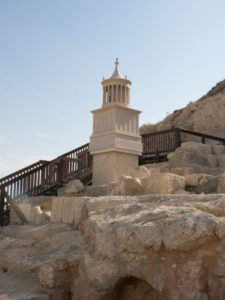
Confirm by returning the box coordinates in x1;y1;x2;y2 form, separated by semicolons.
104;276;163;300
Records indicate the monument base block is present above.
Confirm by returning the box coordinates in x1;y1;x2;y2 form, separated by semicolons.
92;151;139;185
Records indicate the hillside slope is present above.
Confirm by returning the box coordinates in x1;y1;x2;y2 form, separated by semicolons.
140;79;225;138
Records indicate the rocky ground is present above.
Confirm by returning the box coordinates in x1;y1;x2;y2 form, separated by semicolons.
72;141;225;197
2;194;225;299
140;78;225;138
0;223;89;300
1;142;225;300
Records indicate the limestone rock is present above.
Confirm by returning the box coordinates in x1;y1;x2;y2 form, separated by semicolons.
11;294;50;300
170;167;196;176
29;206;50;225
212;145;225;156
57;186;77;196
79;194;225;299
0;223;89;299
218;155;225;168
175;189;191;194
119;176;142;195
146;166;170;175
14;203;50;226
5;194;225;299
84;185;109;197
181;141;213;155
29;196;53;212
67;179;84;192
83;182;121;197
217;173;225;193
168;148;218;169
57;179;84;196
185;174;218;194
140;79;225;139
141;173;185;194
51;197;85;226
127;166;151;178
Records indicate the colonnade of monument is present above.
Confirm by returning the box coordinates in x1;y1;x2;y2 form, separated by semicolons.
103;84;130;105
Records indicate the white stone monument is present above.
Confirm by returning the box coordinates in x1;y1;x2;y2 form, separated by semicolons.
89;59;142;185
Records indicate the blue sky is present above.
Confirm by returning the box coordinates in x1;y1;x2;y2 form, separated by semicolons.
1;0;225;177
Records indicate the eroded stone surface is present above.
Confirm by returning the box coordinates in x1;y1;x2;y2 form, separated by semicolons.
57;179;84;196
217;173;225;193
184;174;218;194
4;195;225;299
141;173;185;194
140;79;225;139
0;223;89;300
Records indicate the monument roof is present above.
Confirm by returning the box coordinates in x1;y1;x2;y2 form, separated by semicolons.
111;58;123;79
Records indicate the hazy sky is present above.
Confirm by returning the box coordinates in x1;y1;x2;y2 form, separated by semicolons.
1;0;225;177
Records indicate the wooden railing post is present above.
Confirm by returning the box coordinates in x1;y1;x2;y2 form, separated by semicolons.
175;128;181;148
0;143;91;214
0;187;10;227
0;187;4;226
155;148;159;163
88;152;93;170
57;159;63;185
41;166;45;193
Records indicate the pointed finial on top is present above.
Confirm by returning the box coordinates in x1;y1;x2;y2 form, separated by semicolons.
111;58;122;78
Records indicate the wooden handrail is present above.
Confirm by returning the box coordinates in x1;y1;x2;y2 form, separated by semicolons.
141;128;180;155
179;128;225;144
0;160;48;185
141;128;178;137
0;143;92;221
141;127;225;157
57;143;89;158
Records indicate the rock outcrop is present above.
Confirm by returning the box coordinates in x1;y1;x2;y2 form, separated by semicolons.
140;79;225;138
3;194;225;299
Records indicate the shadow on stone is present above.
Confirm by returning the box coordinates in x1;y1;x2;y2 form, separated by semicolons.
103;276;163;300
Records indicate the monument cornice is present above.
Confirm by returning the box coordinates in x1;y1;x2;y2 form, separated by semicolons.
101;77;131;86
91;103;141;114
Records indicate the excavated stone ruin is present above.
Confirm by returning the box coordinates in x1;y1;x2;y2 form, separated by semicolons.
1;142;225;300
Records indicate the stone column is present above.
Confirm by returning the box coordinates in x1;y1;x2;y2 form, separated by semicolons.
103;87;106;104
116;85;118;103
120;85;123;103
127;87;130;104
109;86;111;102
123;86;125;103
112;85;114;102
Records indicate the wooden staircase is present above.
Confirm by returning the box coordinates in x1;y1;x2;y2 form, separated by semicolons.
0;143;92;226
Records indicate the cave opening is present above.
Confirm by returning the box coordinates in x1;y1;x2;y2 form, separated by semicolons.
104;276;163;300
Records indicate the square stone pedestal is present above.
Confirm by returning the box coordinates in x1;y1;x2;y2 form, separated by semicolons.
92;151;139;185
